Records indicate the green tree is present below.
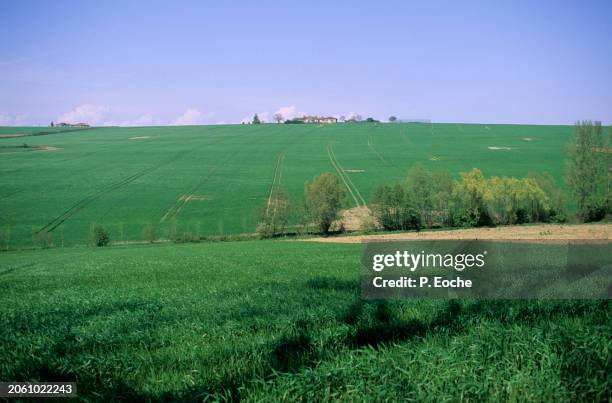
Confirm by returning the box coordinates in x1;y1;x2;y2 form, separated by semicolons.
606;126;612;214
513;177;550;224
388;116;397;122
92;225;110;247
431;170;455;226
252;114;261;124
370;184;420;231
406;163;434;226
527;172;566;222
304;173;346;234
453;168;494;226
566;121;607;221
488;176;521;224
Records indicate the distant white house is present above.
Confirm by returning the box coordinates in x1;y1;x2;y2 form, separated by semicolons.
54;122;90;128
298;115;338;124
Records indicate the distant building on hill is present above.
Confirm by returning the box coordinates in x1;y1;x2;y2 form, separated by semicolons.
296;115;338;124
54;122;90;128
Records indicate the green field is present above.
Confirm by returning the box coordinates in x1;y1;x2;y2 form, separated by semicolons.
1;241;609;401
0;123;573;248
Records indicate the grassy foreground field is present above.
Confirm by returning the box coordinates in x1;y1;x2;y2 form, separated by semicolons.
0;123;573;248
0;240;610;401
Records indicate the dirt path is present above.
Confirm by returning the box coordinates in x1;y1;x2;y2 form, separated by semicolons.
265;153;285;218
327;143;366;207
302;223;612;243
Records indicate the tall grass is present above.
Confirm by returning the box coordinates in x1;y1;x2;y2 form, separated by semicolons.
0;241;608;401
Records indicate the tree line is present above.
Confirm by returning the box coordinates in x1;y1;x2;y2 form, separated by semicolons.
258;121;610;238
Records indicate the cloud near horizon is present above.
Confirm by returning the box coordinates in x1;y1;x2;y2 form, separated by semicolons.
56;104;110;126
171;108;207;126
53;105;214;127
274;105;303;120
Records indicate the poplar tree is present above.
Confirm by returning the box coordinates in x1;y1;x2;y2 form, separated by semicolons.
567;121;607;221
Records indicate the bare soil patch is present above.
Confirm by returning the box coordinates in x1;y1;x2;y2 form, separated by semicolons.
429;156;440;161
303;223;612;243
343;169;365;173
39;146;62;151
0;145;62;153
337;206;372;231
522;137;533;141
593;147;612;154
0;134;24;138
129;136;150;140
488;146;512;151
178;194;211;202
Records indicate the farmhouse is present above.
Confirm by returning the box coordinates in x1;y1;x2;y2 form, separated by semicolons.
299;115;338;124
54;122;90;128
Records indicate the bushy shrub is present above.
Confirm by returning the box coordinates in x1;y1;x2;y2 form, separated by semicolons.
453;168;494;227
371;166;566;231
92;225;110;247
370;184;421;231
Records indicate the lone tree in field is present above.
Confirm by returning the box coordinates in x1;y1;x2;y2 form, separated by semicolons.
252;114;261;124
91;225;110;247
305;173;346;234
273;113;284;124
388;116;397;122
567;121;607;221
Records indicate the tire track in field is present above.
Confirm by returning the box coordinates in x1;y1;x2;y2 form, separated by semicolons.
32;127;259;234
35;132;230;234
265;153;285;220
159;125;317;224
0;189;24;201
367;131;391;166
97;129;253;223
36;163;165;234
366;126;410;176
327;143;366;207
158;156;231;223
156;127;276;224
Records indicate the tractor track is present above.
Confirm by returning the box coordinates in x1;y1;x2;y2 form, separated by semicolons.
367;131;392;166
36;163;163;234
327;143;366;207
265;153;285;220
156;126;275;224
159;157;231;224
36;130;244;234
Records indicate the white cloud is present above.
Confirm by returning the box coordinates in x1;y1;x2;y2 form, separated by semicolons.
171;108;206;126
56;104;109;125
274;105;303;120
103;114;155;127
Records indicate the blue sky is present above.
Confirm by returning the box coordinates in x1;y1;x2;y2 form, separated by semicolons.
1;0;611;126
